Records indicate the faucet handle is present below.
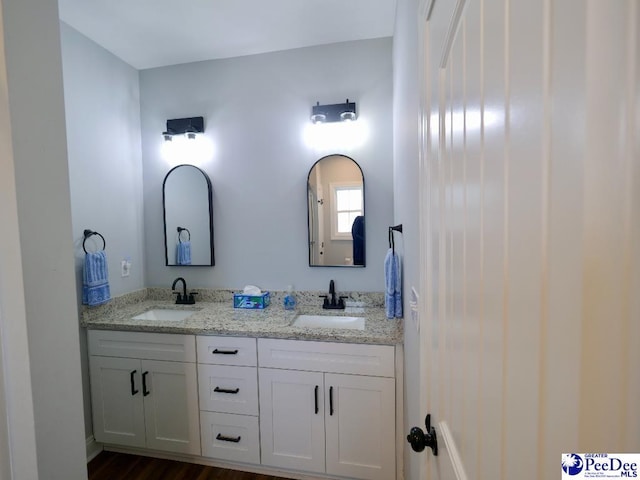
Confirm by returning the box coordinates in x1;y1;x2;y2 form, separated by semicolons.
173;292;183;303
319;295;330;308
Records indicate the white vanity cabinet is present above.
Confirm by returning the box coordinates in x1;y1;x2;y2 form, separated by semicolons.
258;339;396;480
87;330;200;455
197;336;260;464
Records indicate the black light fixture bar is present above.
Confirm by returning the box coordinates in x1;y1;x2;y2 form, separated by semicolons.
311;100;357;124
163;116;204;139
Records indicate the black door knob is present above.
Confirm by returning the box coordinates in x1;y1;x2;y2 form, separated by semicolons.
407;413;438;456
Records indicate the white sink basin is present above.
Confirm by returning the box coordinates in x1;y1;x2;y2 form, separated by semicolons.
132;309;198;321
292;314;365;330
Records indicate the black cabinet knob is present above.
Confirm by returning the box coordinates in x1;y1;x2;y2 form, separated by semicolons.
407;414;438;456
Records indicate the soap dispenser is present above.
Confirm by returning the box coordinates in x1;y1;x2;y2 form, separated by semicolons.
283;285;297;310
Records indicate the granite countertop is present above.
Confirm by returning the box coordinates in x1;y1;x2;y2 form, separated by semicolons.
81;289;403;346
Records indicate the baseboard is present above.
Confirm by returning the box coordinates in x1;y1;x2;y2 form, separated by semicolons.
86;435;103;462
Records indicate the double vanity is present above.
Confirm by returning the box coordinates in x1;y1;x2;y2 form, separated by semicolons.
83;289;403;480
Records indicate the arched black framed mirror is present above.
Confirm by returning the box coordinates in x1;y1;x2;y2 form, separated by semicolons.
307;154;365;267
163;164;214;266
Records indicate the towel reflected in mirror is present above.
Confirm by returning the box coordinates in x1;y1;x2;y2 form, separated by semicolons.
176;241;192;265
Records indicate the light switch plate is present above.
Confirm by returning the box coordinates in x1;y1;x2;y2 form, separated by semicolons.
121;260;131;277
410;286;419;332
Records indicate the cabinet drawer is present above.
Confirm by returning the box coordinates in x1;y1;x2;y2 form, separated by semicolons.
258;339;395;377
198;365;258;415
200;412;260;465
197;336;257;366
88;330;196;362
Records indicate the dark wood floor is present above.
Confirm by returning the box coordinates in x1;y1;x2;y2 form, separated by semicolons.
88;451;291;480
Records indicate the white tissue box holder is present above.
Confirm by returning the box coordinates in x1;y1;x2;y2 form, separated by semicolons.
233;291;270;309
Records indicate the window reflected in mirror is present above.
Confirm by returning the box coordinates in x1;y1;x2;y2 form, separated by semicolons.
307;155;365;267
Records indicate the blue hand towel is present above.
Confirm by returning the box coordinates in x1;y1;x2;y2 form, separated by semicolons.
176;241;192;265
82;250;111;306
384;248;403;319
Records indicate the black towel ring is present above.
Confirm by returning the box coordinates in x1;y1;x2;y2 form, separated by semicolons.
388;224;403;254
177;227;191;243
83;229;106;254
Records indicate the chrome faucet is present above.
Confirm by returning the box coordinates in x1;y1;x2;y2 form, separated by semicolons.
171;277;197;305
321;279;346;309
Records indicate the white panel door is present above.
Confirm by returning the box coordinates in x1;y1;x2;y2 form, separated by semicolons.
142;359;200;455
258;368;325;473
324;373;395;480
418;0;639;479
89;356;145;448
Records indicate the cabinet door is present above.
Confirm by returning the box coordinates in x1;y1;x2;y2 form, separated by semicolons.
89;356;145;448
142;359;200;455
325;374;396;480
259;368;325;473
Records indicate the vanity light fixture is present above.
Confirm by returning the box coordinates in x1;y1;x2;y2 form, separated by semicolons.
340;110;356;122
310;105;326;124
184;125;198;140
310;99;357;124
162;116;204;142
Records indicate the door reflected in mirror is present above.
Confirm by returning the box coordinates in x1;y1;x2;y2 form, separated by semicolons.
307;155;365;267
163;164;214;266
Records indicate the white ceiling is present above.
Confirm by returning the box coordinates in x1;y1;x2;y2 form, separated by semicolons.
58;0;397;70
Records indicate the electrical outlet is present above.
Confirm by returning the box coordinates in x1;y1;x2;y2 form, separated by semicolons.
121;260;131;277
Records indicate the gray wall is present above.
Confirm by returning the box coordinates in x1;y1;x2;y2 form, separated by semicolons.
140;38;394;293
61;23;145;299
60;23;144;440
2;0;87;478
392;0;421;479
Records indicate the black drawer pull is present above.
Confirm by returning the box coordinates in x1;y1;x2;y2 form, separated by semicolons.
142;371;150;396
214;387;240;394
130;370;138;396
329;386;334;416
212;349;239;355
314;385;319;414
216;433;241;443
